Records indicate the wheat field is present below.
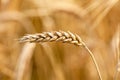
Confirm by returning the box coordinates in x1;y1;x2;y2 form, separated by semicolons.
0;0;120;80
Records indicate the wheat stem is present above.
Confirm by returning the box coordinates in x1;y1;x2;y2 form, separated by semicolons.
19;31;102;80
15;43;36;80
81;42;102;80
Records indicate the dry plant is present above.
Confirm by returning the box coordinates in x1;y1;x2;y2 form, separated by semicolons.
90;0;119;30
0;0;120;80
15;43;36;80
0;11;36;33
112;26;120;80
40;43;65;80
19;31;102;80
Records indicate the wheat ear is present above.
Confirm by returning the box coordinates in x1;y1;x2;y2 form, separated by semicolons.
19;31;102;80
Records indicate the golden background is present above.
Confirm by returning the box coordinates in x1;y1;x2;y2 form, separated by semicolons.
0;0;120;80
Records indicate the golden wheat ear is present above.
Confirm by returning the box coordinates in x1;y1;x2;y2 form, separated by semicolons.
19;31;83;46
19;31;102;80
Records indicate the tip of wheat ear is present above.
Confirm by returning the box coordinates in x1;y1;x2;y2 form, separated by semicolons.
19;31;83;46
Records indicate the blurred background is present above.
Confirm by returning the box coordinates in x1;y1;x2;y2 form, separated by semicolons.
0;0;120;80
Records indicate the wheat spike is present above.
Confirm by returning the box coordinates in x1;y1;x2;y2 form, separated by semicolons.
19;31;102;80
19;31;83;46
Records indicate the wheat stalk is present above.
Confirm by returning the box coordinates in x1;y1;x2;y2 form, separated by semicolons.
19;31;102;80
15;43;36;80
